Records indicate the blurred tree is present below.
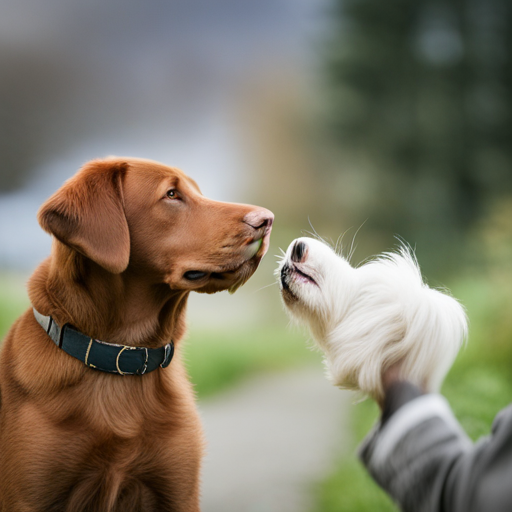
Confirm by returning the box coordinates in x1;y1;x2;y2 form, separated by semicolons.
325;0;512;271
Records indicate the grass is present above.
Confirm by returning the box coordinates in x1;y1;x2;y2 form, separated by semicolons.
314;399;398;512
312;272;512;512
184;324;320;398
0;274;30;340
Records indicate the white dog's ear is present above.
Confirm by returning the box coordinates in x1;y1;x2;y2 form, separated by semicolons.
397;287;468;394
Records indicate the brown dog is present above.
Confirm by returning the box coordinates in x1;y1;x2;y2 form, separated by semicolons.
0;157;273;512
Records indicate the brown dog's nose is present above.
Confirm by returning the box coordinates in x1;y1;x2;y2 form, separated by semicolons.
243;208;274;230
291;240;307;263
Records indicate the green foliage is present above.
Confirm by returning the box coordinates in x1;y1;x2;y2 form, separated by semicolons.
313;399;398;512
445;275;512;438
0;275;30;340
325;0;512;273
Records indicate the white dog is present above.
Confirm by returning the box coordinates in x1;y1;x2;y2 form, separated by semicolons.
277;237;467;402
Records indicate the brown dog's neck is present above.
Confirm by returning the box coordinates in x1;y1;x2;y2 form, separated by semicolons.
28;242;189;348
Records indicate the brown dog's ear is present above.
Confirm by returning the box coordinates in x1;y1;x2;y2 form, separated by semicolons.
38;159;130;274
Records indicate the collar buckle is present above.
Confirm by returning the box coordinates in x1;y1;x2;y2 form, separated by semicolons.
138;348;149;375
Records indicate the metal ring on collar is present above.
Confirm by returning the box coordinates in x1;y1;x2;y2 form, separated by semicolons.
116;346;129;375
138;347;149;375
160;342;174;368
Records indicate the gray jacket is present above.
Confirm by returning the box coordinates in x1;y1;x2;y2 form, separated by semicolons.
359;383;512;512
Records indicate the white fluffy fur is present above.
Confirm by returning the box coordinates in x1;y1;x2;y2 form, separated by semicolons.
277;237;467;402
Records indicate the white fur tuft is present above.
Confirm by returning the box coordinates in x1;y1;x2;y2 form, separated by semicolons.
278;238;467;402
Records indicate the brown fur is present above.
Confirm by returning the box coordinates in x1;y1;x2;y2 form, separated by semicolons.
0;157;273;512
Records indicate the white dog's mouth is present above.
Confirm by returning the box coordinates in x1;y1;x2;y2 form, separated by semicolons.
280;262;318;299
279;238;321;304
291;265;317;286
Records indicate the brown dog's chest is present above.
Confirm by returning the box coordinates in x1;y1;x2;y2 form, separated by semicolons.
0;328;203;512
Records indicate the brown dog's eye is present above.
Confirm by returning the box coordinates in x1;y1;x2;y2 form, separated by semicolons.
166;189;180;200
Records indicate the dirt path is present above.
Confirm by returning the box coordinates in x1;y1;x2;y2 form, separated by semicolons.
198;367;353;512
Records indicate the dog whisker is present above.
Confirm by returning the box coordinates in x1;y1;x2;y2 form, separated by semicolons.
252;281;279;294
347;219;367;263
334;231;346;256
274;250;286;264
355;254;373;269
304;217;332;248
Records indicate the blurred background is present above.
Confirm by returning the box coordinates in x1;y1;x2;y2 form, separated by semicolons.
1;0;512;510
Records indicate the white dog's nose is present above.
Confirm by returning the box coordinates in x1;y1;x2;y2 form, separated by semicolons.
291;240;307;263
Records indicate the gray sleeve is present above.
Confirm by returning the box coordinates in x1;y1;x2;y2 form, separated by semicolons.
443;404;512;512
359;394;512;512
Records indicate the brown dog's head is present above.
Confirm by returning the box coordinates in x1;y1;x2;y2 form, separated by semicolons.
38;157;273;294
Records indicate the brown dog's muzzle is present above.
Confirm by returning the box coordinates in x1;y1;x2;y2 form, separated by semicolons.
242;208;274;259
179;204;274;294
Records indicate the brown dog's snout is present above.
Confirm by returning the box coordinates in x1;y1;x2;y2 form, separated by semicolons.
243;208;274;231
291;240;307;263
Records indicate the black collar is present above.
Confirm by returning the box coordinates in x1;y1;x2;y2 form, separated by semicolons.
33;308;174;376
